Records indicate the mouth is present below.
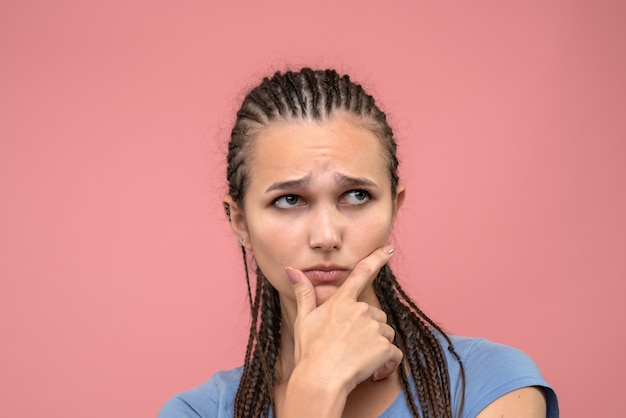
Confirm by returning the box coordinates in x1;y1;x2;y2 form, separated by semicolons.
302;265;350;283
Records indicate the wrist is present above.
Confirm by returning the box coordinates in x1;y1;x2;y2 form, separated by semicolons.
282;362;351;417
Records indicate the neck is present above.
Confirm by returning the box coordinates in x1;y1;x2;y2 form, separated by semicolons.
277;295;297;381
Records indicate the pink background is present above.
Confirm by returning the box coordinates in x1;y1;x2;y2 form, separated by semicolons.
1;1;624;417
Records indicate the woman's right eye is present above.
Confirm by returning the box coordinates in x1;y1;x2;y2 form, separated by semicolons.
273;194;304;209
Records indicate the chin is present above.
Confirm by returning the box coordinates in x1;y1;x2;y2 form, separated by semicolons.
314;285;340;306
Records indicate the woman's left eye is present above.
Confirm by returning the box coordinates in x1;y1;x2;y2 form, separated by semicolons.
341;190;371;205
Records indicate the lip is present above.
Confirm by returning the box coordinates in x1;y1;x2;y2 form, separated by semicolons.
302;265;350;283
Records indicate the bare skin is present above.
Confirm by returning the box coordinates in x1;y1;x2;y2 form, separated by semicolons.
476;386;547;418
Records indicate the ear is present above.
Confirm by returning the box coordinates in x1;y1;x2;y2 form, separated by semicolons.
223;195;251;249
393;184;406;220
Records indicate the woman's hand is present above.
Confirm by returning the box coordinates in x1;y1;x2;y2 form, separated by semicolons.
281;246;403;416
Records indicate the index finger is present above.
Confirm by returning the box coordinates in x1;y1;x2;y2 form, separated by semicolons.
336;245;394;300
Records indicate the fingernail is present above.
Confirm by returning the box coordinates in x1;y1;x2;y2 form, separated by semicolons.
284;267;300;284
383;244;395;254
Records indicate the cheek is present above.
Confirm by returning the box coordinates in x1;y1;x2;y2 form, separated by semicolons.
249;219;300;247
350;214;394;250
247;220;301;267
246;222;301;295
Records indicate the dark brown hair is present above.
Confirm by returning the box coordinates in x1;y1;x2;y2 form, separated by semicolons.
226;68;465;417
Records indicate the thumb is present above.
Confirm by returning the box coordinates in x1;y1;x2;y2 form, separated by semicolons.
285;266;316;317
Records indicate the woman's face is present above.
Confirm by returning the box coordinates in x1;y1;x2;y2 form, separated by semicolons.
226;113;404;313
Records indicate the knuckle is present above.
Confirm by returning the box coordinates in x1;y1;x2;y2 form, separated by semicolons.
380;311;388;323
366;320;380;334
294;286;313;301
378;334;391;348
386;324;395;340
354;301;369;314
393;346;404;361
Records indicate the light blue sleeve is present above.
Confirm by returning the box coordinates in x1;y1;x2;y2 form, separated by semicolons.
448;337;559;418
158;395;205;418
158;367;242;418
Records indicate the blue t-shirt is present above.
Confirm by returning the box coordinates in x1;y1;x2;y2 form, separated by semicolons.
159;335;559;417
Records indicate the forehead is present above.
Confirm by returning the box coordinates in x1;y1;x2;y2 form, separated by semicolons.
247;115;389;183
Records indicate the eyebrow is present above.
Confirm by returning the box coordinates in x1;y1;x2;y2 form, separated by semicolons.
334;173;378;189
265;175;311;193
264;173;377;193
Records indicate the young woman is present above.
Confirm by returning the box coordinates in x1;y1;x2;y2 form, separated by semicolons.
159;68;559;417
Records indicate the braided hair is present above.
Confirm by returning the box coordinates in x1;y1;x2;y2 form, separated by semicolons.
226;68;465;417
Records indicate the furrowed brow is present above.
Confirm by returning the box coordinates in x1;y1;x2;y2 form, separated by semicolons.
334;173;378;188
265;175;311;193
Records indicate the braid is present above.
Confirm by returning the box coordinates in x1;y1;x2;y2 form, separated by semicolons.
248;90;275;120
261;81;286;117
234;248;261;417
341;74;352;110
374;265;465;418
391;273;466;416
386;302;425;418
234;252;282;418
285;72;307;116
273;75;296;117
226;68;465;417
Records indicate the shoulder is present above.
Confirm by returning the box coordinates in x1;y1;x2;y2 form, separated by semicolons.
476;386;548;418
441;335;559;418
158;367;243;418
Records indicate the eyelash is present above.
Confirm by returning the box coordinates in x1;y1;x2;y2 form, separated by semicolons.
273;194;303;208
342;189;371;205
272;190;372;209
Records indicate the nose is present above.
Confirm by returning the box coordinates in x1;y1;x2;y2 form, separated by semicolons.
309;205;342;251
